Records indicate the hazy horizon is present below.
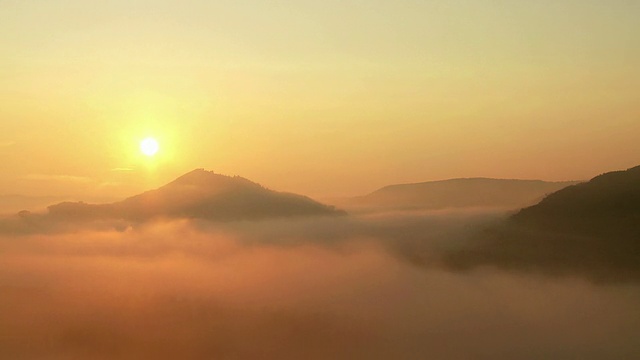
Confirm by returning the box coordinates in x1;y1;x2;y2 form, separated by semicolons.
0;167;587;207
2;0;639;199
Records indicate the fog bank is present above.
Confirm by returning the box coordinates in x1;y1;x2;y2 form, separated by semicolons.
1;216;639;359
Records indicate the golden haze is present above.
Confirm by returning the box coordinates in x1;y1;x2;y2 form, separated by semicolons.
0;1;638;199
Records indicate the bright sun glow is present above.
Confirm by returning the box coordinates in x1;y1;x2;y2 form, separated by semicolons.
140;137;159;156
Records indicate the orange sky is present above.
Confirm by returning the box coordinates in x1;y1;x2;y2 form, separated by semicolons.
1;0;638;199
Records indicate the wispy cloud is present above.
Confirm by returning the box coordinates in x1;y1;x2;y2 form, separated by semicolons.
23;174;94;184
0;141;15;147
110;167;134;172
99;181;122;188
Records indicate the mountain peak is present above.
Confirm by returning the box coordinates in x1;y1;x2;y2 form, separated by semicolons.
168;169;259;190
171;168;222;184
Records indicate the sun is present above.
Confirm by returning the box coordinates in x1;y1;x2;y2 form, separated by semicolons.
140;137;159;156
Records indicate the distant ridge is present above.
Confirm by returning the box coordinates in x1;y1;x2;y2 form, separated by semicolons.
349;178;580;210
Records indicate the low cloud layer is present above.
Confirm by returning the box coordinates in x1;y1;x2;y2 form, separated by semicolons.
1;214;640;359
3;206;637;283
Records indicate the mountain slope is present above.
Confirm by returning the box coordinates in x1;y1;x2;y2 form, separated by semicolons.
444;165;640;282
511;165;640;239
349;178;579;210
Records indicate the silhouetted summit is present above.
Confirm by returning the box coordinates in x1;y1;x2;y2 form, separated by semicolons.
34;170;346;225
169;168;260;189
350;178;579;210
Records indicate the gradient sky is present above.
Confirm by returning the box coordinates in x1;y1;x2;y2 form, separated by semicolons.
1;0;638;199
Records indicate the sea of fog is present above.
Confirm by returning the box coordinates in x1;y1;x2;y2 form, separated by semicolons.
1;211;639;359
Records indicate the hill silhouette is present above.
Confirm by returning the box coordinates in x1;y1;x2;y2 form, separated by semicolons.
0;194;117;214
348;178;579;210
511;165;640;239
3;169;345;233
444;165;640;282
